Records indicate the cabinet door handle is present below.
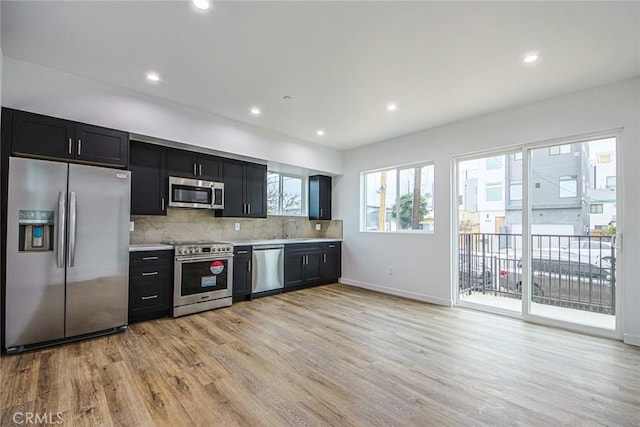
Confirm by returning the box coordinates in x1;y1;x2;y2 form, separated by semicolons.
161;197;165;211
68;138;73;155
193;163;197;176
248;261;251;272
243;204;247;214
323;253;327;263
247;204;251;215
236;250;248;254
320;208;323;217
328;244;336;248
142;256;159;261
77;139;82;156
141;295;158;300
142;271;159;276
199;164;202;176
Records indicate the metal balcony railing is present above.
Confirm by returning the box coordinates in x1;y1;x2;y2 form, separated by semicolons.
458;233;615;315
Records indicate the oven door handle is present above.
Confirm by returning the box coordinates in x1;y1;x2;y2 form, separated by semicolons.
176;255;233;262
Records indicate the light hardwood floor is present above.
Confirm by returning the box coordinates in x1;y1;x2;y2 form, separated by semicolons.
2;284;639;426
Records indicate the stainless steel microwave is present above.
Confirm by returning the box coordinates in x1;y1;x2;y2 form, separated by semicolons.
168;177;224;209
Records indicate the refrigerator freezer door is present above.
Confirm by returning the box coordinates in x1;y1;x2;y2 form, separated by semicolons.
65;164;130;337
6;157;68;349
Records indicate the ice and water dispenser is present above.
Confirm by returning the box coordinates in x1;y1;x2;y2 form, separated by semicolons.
18;210;54;252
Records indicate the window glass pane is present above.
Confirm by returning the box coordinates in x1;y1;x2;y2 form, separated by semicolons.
267;172;280;215
363;163;433;232
559;176;577;198
513;152;522;161
606;176;616;189
282;175;302;215
486;183;502;202
590;204;603;214
267;172;305;215
509;181;522;201
486;156;503;170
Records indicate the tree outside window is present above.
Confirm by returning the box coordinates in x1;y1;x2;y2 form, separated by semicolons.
267;172;304;215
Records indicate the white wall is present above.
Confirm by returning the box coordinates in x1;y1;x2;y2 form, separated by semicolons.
336;78;640;346
1;58;343;175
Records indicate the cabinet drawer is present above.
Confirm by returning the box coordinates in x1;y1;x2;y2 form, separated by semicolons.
129;266;171;285
130;250;173;266
130;283;168;311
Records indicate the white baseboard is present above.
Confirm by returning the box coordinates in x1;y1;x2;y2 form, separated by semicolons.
339;278;453;307
623;332;640;347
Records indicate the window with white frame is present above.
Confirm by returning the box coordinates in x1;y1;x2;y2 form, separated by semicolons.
362;163;434;232
267;172;305;215
549;144;571;156
590;204;604;214
485;183;503;202
559;176;578;198
509;181;522;201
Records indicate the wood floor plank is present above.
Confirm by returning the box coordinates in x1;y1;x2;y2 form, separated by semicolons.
1;284;639;426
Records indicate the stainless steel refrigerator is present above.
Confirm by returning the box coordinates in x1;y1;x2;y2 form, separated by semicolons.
5;157;130;352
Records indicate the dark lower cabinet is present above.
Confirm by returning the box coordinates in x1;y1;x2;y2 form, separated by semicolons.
129;141;167;215
320;242;341;282
233;246;252;302
284;242;340;291
129;250;174;323
8;108;129;168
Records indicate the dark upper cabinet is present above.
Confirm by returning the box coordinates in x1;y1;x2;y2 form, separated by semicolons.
129;141;167;215
9;109;128;168
167;148;221;181
218;159;267;218
309;175;332;220
233;246;253;301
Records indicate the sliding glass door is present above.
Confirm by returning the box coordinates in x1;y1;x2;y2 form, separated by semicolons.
524;137;617;330
456;134;619;335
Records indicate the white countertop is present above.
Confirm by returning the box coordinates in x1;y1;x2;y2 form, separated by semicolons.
129;243;175;252
224;238;342;246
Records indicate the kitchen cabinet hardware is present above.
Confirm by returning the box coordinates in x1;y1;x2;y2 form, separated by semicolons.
237;250;248;254
248;261;251;272
142;271;159;276
199;164;202;176
161;198;165;211
141;295;158;300
78;139;82;156
68;138;72;154
142;256;159;261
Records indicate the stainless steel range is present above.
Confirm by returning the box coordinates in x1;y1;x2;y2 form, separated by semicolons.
164;241;234;317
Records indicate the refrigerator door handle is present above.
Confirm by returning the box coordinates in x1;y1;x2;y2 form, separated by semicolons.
68;192;77;267
57;191;67;268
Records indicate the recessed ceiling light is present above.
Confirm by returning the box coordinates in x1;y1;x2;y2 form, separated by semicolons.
316;130;325;136
146;72;160;82
523;52;540;63
250;107;261;115
192;0;211;10
387;103;398;112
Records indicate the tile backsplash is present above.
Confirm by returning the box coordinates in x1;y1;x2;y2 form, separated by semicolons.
130;209;342;244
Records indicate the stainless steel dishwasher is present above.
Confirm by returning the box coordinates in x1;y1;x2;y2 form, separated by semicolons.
252;244;285;294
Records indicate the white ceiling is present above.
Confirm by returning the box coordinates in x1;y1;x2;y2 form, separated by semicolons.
2;1;639;151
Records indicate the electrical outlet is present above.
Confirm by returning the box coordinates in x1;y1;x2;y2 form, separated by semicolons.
129;221;135;232
234;223;241;231
315;223;322;231
388;266;393;275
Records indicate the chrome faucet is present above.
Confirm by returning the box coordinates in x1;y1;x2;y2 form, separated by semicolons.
285;219;299;239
